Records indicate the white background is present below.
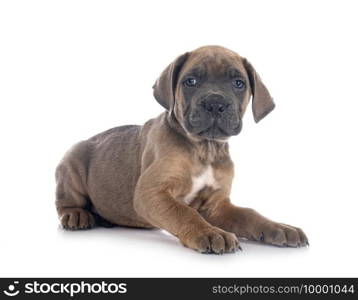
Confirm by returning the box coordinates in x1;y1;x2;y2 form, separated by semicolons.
1;0;357;277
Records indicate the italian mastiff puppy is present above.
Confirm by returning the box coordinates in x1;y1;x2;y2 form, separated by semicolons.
55;45;308;254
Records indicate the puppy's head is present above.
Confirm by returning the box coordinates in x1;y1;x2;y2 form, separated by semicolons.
153;46;275;141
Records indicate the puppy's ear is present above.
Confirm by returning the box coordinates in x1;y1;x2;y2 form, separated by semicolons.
153;52;190;111
243;58;275;123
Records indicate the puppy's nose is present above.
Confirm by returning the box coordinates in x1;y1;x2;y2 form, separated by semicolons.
202;95;228;114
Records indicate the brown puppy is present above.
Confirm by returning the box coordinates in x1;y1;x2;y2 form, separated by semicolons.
55;46;308;254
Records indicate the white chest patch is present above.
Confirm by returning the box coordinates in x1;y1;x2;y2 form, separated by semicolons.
183;165;219;204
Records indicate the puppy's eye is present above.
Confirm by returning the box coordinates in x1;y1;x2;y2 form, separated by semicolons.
184;77;197;87
233;79;245;89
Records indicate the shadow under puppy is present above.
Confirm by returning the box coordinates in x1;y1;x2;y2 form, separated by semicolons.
55;45;308;254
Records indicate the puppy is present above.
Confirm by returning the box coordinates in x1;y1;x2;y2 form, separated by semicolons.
56;46;308;253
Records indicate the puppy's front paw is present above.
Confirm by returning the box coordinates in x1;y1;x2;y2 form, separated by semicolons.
59;208;96;230
180;227;240;254
256;222;308;247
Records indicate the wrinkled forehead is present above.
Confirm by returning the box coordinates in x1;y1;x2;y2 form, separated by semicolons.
181;48;247;78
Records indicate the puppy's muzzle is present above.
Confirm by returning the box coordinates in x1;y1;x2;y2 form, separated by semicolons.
186;93;241;139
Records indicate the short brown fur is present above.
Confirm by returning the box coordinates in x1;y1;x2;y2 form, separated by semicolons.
55;46;308;253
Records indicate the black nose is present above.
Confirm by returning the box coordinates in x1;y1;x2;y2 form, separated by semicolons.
202;95;228;114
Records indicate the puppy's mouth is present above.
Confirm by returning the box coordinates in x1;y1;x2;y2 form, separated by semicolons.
198;124;227;137
183;108;242;140
194;121;242;140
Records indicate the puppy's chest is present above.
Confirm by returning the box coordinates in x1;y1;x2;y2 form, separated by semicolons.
182;165;219;204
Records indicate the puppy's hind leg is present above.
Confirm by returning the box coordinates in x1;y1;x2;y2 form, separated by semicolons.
55;152;96;230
